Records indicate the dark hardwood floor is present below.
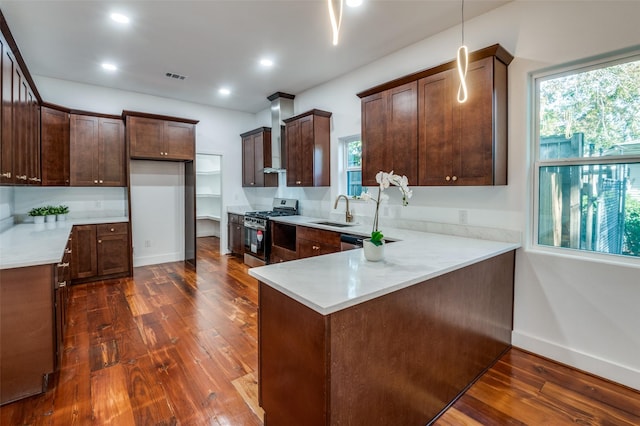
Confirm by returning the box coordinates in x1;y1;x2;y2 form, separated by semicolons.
1;237;639;425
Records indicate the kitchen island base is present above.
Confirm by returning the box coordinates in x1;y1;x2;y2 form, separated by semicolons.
258;250;515;425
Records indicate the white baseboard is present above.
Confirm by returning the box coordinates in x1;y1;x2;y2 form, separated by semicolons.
512;330;640;391
133;252;183;267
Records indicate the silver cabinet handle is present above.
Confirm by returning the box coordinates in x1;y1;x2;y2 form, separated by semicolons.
1;172;11;178
57;262;70;267
99;180;103;184
65;248;72;254
296;180;301;185
452;176;458;181
17;175;27;180
94;180;98;184
58;281;67;288
98;239;102;244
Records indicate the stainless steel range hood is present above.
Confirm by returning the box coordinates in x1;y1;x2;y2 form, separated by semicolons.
264;92;295;173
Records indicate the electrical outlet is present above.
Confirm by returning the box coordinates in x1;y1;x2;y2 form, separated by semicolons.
458;210;468;225
145;240;151;248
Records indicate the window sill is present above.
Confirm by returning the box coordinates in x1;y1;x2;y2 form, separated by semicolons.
525;244;640;270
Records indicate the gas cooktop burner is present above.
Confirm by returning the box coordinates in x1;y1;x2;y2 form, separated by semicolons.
245;198;299;219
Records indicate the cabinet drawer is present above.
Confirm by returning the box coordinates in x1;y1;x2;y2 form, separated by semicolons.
96;222;128;236
298;238;340;259
297;226;341;247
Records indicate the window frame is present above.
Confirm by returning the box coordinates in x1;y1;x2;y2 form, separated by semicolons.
531;47;640;263
341;134;362;198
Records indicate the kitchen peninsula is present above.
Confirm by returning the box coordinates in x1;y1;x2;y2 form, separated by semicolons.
250;220;519;425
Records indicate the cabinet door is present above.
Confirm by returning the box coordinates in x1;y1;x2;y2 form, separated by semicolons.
99;117;125;186
242;135;257;187
70;114;99;186
228;214;244;255
298;115;315;187
454;57;495;185
97;233;129;276
12;66;28;183
361;82;417;187
418;70;455;185
41;106;70;186
164;121;195;160
285;119;301;186
128;116;164;159
1;43;14;184
26;88;40;185
71;225;97;280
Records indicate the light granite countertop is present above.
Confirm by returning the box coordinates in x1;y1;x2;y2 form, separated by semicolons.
0;216;128;270
249;215;520;315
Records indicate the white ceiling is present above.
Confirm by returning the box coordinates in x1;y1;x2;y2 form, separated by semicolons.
0;0;510;113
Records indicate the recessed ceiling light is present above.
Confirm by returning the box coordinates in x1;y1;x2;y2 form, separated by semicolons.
218;88;231;96
110;12;130;24
346;0;363;7
101;62;118;71
260;58;274;67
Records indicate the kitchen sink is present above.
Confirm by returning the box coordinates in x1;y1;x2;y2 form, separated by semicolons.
312;221;356;228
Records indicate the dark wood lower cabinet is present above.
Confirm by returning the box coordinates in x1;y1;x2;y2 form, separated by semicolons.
259;251;515;425
228;213;244;256
96;223;129;276
0;264;55;405
71;224;97;279
72;222;130;283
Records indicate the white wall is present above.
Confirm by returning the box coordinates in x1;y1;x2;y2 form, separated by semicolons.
275;0;640;389
33;76;256;261
130;160;184;266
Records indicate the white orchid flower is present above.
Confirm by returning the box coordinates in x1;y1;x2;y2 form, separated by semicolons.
365;171;412;238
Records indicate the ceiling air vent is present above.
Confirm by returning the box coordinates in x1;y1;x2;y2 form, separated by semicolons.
165;72;187;80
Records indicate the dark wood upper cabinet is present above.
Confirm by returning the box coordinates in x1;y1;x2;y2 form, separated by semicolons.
124;111;198;161
70;113;125;186
241;127;277;187
418;56;507;185
0;35;14;185
284;109;331;187
0;15;42;186
361;81;418;187
40;105;70;186
358;44;512;187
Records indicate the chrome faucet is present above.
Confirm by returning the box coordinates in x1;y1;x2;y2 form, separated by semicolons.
334;194;353;223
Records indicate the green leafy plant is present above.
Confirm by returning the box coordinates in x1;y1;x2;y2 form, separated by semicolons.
624;195;640;256
43;205;57;215
50;205;69;215
28;206;48;216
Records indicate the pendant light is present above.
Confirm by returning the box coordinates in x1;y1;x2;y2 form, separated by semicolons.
328;0;344;46
456;0;468;103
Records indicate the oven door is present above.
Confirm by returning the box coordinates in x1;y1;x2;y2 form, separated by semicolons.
244;226;266;260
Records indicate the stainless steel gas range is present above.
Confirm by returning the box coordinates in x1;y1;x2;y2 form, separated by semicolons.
243;198;298;267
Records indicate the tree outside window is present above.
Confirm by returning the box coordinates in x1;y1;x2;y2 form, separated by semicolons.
535;52;640;258
344;137;362;197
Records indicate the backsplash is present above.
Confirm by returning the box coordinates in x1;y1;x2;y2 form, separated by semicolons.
13;187;128;222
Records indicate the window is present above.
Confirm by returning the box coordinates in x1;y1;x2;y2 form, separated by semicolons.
343;135;362;197
534;50;640;259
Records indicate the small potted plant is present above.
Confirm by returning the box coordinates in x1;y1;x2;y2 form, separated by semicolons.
28;206;48;224
44;205;57;223
56;205;69;221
